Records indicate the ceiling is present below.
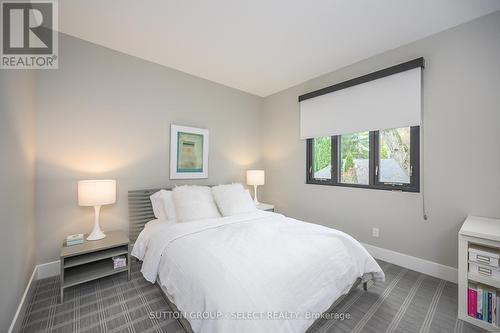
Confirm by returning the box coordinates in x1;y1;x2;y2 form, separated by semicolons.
59;0;500;97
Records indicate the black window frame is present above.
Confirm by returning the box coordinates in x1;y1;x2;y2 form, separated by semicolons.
301;58;424;193
306;126;420;192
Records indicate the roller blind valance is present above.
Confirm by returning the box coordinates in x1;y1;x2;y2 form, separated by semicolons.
299;59;423;139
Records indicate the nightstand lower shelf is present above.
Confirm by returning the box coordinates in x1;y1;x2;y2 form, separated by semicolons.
64;246;128;268
64;259;129;288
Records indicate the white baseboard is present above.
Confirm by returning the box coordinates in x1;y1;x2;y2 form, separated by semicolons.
36;260;60;279
8;266;37;333
362;242;458;283
8;260;60;332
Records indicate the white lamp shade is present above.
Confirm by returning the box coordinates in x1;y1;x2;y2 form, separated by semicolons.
247;170;265;186
78;180;116;206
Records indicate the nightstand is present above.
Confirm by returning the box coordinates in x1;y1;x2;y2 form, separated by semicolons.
60;231;130;302
256;203;274;212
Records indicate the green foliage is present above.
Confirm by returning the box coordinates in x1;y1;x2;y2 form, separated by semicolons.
340;132;369;159
381;128;411;172
344;151;354;172
311;128;412;182
380;143;389;159
313;137;331;172
312;132;369;175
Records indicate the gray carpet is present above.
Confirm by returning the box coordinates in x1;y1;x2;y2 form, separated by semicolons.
20;260;486;333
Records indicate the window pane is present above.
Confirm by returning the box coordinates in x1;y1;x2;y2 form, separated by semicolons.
312;137;331;179
379;127;411;184
340;132;369;184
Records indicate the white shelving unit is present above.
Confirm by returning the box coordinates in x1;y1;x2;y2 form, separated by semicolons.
458;215;500;331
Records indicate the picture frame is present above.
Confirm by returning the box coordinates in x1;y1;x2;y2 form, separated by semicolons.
170;124;209;179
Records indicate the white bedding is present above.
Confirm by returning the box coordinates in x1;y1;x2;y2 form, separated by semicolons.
133;211;384;333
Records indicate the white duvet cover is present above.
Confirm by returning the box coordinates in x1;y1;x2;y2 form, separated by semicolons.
132;211;384;333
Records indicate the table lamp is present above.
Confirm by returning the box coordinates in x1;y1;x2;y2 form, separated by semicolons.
78;180;116;241
246;170;265;204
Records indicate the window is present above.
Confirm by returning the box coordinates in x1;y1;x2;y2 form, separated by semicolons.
301;59;423;192
306;126;419;192
377;127;411;184
311;137;332;180
340;131;369;185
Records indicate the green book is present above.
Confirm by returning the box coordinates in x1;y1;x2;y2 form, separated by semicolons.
484;289;488;321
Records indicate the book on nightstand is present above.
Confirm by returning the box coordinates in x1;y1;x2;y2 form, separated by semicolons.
112;256;127;269
66;233;84;246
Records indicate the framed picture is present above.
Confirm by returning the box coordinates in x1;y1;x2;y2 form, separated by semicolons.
170;124;209;179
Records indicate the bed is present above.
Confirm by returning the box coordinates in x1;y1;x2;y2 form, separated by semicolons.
129;188;385;333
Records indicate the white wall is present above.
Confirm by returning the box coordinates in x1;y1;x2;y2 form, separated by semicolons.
0;71;36;332
261;11;500;268
7;9;500;279
35;34;263;263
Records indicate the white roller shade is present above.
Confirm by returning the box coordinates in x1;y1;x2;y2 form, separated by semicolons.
300;67;421;139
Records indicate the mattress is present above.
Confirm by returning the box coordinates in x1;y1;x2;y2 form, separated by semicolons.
132;210;384;333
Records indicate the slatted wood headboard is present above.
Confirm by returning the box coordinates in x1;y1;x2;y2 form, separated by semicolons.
128;188;169;243
128;185;216;243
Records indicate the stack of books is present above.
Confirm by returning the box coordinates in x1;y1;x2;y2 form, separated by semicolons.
468;283;499;326
66;234;84;246
112;256;127;269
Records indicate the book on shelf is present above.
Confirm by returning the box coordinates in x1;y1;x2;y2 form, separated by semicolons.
484;289;488;321
468;283;477;317
477;284;483;320
488;291;492;323
492;289;497;324
497;296;500;326
468;282;500;326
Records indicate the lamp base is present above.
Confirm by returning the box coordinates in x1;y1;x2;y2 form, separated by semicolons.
87;230;106;241
87;205;107;241
253;185;260;205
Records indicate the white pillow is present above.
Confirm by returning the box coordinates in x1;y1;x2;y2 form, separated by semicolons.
162;190;177;221
212;183;257;217
150;191;167;220
150;190;177;221
172;185;221;222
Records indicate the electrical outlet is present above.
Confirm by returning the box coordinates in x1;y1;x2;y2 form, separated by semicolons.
372;227;379;238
